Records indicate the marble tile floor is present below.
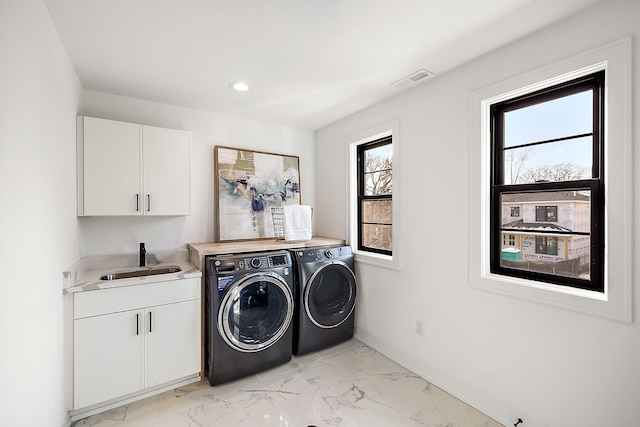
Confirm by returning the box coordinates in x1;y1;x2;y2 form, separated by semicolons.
72;339;503;427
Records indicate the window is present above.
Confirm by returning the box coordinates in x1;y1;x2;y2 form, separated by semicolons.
348;118;399;269
357;136;392;255
510;207;520;217
470;38;631;321
535;236;558;255
503;234;516;247
535;206;557;222
490;71;604;292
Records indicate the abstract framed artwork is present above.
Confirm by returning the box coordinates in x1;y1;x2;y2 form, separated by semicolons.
215;146;301;241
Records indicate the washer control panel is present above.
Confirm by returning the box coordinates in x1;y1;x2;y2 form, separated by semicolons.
210;251;292;273
241;253;291;269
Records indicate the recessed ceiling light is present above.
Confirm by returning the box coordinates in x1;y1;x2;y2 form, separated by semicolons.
229;82;249;92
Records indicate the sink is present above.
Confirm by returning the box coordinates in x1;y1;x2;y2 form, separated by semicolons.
100;265;182;281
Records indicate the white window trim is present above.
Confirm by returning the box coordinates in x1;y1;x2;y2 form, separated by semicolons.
347;118;400;271
469;37;632;322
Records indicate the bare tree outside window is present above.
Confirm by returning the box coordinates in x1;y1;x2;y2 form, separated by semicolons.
520;162;588;183
364;152;392;194
505;148;532;184
505;148;587;184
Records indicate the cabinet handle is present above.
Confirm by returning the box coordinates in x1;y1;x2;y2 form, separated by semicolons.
148;311;152;333
136;194;140;212
136;313;139;335
147;195;151;212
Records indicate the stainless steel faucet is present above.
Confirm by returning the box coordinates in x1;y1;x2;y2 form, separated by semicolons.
139;242;146;267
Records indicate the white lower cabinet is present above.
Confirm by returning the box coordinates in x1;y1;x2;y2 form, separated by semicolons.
144;300;200;387
73;278;200;412
74;309;144;409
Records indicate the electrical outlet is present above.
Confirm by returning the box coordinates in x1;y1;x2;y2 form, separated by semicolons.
416;320;425;337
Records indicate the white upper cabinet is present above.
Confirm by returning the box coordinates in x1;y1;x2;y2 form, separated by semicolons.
79;117;141;216
142;125;190;216
77;116;191;216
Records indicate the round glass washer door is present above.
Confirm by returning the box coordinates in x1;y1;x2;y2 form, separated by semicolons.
304;261;357;329
218;271;294;353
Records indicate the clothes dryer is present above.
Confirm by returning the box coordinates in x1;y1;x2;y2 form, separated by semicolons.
205;250;294;385
291;245;357;355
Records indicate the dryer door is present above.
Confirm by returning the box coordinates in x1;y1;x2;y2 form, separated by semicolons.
304;261;357;329
218;271;294;353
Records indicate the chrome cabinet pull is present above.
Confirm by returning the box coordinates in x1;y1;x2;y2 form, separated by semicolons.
136;313;139;335
147;194;151;212
136;194;139;211
148;311;152;333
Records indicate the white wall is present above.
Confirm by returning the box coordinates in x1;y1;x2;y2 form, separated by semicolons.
0;1;82;426
78;91;316;256
315;1;639;426
0;3;315;426
4;1;635;426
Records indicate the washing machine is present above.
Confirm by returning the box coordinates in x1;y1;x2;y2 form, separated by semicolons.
291;245;357;355
205;250;295;385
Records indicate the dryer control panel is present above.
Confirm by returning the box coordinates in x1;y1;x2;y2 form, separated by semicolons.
294;245;353;262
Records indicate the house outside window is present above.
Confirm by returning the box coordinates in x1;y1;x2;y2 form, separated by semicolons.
357;136;392;255
490;71;604;292
500;192;591;269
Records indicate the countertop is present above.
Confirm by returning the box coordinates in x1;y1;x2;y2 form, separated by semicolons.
64;237;344;293
64;249;202;293
187;236;345;270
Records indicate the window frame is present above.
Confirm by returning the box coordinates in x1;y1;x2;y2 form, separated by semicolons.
348;119;400;270
468;37;632;322
357;135;393;256
490;71;605;293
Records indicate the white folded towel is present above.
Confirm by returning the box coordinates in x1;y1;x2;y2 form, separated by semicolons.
283;205;312;241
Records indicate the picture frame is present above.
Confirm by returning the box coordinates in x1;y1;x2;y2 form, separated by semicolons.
214;145;301;242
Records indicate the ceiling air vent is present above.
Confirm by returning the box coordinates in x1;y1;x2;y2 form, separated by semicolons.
391;69;434;88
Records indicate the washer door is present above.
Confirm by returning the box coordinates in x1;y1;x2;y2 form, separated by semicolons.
218;271;294;353
304;261;357;329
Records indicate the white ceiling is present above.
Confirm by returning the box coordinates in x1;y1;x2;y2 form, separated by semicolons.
44;0;602;130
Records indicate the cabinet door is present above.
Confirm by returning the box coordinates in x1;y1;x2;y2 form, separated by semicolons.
74;310;144;409
142;126;190;215
144;300;200;387
82;117;142;215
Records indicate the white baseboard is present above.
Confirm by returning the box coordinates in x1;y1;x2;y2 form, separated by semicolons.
354;331;548;427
